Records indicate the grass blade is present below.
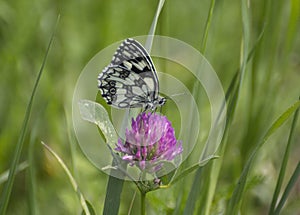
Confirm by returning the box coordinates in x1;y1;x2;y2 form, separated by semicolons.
145;0;165;52
103;173;125;215
41;142;93;215
269;99;299;214
183;168;203;215
200;0;215;54
183;1;219;213
0;15;59;215
127;190;137;215
200;1;250;214
195;24;265;215
189;0;253;213
183;1;216;211
273;161;300;215
27;127;38;215
284;0;300;54
0;162;28;185
171;155;219;186
82;201;96;215
226;100;300;215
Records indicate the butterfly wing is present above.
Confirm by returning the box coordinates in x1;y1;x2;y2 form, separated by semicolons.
98;65;152;108
98;38;160;109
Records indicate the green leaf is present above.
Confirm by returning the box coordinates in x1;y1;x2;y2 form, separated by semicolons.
226;100;300;215
0;15;59;215
78;99;118;147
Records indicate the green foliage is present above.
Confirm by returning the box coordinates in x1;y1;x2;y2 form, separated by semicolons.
0;0;299;214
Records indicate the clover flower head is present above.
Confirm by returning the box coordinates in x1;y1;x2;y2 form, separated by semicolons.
115;112;183;173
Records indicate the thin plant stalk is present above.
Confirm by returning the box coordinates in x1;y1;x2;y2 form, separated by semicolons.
127;190;137;214
141;191;146;215
27;126;38;215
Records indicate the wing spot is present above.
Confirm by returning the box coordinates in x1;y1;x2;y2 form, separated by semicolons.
109;80;116;86
119;102;129;108
123;51;131;57
119;70;130;79
114;67;123;72
143;77;154;90
123;61;132;70
109;87;116;95
132;61;144;71
117;89;127;94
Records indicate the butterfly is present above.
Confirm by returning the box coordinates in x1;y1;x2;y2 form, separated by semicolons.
98;38;166;111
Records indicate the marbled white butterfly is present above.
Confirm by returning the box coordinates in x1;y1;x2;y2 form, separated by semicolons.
98;38;166;111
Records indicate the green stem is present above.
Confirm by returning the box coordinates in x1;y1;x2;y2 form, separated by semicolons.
141;191;146;215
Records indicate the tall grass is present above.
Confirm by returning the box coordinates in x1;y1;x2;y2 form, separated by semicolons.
0;16;58;214
0;0;299;214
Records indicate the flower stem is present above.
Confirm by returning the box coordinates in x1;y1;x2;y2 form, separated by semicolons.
141;191;146;215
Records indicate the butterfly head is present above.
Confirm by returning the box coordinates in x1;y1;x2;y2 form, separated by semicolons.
144;96;166;111
158;96;166;106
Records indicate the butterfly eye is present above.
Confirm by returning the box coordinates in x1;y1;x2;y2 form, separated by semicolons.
159;98;166;105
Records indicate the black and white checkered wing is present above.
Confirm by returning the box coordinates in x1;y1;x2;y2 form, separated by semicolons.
98;38;161;109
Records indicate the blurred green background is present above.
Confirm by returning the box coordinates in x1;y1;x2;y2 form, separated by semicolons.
0;0;299;214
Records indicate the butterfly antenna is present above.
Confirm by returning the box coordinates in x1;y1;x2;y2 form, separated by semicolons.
170;92;186;98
